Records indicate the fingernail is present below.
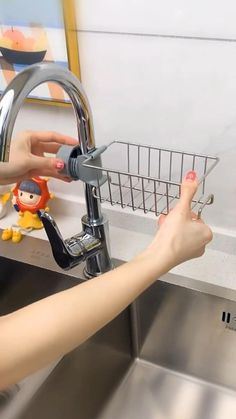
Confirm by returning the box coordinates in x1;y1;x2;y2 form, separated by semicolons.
55;160;64;170
185;171;197;181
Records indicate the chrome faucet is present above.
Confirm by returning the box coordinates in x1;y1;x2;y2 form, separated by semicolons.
0;63;112;277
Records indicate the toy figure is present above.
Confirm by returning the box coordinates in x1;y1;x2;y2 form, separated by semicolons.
1;177;53;243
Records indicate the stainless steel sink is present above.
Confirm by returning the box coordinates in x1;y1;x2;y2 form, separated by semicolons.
1;234;236;419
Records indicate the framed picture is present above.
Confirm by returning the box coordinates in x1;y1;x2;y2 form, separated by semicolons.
0;0;80;106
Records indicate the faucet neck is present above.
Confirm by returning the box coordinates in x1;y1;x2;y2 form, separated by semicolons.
0;63;95;162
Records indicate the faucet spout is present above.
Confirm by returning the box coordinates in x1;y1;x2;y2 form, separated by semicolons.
0;63;112;276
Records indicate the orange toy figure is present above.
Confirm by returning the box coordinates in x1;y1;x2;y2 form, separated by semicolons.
1;177;53;243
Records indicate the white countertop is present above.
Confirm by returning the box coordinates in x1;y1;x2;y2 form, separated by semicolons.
1;193;236;291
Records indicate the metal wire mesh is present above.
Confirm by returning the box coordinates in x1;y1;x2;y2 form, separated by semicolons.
83;140;219;216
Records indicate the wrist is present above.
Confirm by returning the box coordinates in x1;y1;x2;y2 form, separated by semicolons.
133;244;174;280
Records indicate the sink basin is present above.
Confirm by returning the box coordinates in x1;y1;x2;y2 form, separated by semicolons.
1;233;236;419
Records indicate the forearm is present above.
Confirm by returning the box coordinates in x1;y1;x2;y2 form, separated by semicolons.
0;172;212;390
0;249;168;390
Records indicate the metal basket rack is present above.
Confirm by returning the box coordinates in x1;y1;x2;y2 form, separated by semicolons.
83;140;219;218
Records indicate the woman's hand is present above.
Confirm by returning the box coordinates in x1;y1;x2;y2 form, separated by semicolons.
144;171;213;271
0;131;77;185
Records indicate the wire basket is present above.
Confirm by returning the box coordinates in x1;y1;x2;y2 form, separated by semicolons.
83;140;219;217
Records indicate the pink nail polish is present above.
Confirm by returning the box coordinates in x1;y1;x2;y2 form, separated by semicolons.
185;171;196;181
55;160;64;170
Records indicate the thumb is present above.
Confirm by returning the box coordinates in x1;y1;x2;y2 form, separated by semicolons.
30;156;65;173
179;171;198;212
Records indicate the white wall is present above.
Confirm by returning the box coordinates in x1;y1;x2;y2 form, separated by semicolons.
14;0;236;233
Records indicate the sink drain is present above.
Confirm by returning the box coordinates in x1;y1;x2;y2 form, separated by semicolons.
0;385;19;410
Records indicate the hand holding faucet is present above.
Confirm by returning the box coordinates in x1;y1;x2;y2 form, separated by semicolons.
0;130;77;185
